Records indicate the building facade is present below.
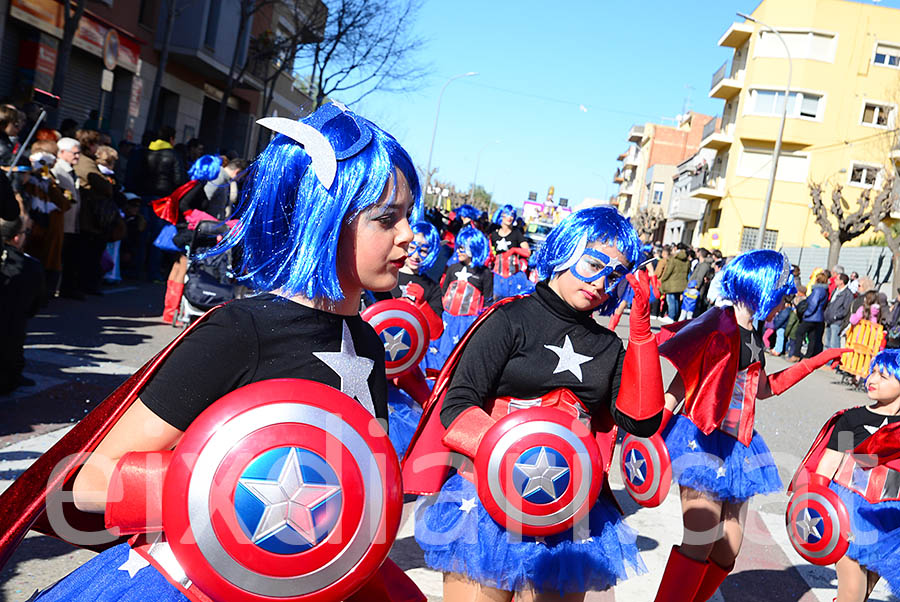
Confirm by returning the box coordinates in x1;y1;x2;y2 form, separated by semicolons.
697;0;900;255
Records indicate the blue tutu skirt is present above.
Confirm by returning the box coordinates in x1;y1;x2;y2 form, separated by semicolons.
33;543;188;602
414;474;645;594
831;482;900;578
387;384;423;459
662;415;782;502
421;312;478;373
493;272;535;300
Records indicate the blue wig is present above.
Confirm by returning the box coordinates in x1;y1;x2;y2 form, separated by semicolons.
492;203;517;224
455;204;480;222
411;221;440;273
454;225;489;267
870;349;900;382
188;154;222;181
205;103;421;301
719;250;796;320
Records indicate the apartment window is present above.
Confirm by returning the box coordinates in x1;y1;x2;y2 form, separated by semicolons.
849;162;880;187
652;182;664;205
205;1;221;49
861;102;894;127
737;149;809;183
756;31;836;62
748;89;823;120
740;227;778;252
138;0;157;28
874;43;900;67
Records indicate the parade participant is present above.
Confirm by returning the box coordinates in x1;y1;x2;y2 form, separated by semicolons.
489;203;534;299
408;206;665;600
652;250;849;602
3;102;424;601
791;349;900;602
443;203;481;247
422;225;493;373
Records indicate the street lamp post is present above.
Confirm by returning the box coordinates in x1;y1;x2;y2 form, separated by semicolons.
469;140;500;206
738;12;792;250
424;72;478;205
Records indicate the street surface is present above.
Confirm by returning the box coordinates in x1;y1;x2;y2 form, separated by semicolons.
0;284;896;601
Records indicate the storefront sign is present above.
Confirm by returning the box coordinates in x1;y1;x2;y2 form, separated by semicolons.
35;42;56;78
128;74;143;118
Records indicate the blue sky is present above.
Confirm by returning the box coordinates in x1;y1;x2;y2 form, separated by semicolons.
354;0;900;210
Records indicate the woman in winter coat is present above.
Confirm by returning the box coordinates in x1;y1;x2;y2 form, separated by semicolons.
789;271;829;360
658;244;690;321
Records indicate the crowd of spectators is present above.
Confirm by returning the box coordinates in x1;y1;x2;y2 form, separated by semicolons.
0;102;249;394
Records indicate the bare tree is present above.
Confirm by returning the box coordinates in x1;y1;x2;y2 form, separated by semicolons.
631;207;664;243
873;179;900;291
145;0;194;136
809;182;892;268
302;0;428;109
50;0;86;122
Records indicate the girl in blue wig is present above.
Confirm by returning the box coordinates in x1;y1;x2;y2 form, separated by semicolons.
410;206;667;599
791;348;900;601
653;249;849;601
32;103;424;602
489;204;534;299
422;225;493;372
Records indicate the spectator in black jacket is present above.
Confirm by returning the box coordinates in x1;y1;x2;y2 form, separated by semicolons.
824;273;852;350
0;104;23;167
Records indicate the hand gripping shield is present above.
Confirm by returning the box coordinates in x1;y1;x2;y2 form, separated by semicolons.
473;407;602;536
162;379;403;601
620;433;672;507
785;474;851;565
361;299;430;378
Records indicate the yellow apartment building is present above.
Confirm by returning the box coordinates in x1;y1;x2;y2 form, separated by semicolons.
696;0;900;256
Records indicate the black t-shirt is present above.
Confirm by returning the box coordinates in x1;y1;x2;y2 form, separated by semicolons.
141;294;388;431
442;262;493;305
440;281;659;437
373;271;443;318
489;228;525;254
826;406;900;452
738;325;766;371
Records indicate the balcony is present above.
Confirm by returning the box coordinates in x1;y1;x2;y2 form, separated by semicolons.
891;141;900;166
709;62;743;100
613;169;624;184
668;194;708;221
623;149;638;167
718;22;753;48
628;125;644;143
687;171;724;200
619;182;635;196
700;117;734;150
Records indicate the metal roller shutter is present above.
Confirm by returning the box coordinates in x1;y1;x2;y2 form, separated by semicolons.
59;47;102;125
0;23;21;100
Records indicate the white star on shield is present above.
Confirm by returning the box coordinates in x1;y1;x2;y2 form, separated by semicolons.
496;238;511;252
795;508;823;542
544;335;593;382
382;329;410;361
624;449;646;484
455;266;473;282
314;322;376;416
239;448;341;546
515;447;569;499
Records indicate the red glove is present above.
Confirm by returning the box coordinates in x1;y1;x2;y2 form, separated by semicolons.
402;283;425;304
393;367;431;406
615;271;665;421
767;348;851;396
105;450;172;535
657;407;675;435
400;283;444;339
441;407;496;460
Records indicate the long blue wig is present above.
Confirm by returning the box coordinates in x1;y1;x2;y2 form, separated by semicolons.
719;249;796;320
492;204;517;224
455;204;480;223
454;225;489;267
411;221;440;273
870;349;900;382
188;154;222;181
205;105;421;301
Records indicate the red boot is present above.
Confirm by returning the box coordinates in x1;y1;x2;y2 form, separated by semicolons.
693;560;732;601
162;280;184;324
653;546;708;602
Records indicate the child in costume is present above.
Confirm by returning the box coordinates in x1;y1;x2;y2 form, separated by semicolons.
406;206;666;600
422;225;493;373
652;250;848;602
8;103;424;602
793;348;900;602
489;203;534;299
679;279;700;321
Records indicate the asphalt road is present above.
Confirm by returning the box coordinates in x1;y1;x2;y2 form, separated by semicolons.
0;286;895;601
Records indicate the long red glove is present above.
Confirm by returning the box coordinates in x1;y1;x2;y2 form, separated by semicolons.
105;450;172;535
441;406;496;460
615;271;665;421
403;283;444;339
393;367;431;406
767;347;851;396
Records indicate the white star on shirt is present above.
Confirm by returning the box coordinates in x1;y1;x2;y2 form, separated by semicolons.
382;330;410;361
795;508;823;542
864;417;889;435
744;333;763;363
118;548;150;578
314;322;376;416
459;497;477;513
496;238;511;252
544;335;594;382
399;282;410;297
454;266;473;282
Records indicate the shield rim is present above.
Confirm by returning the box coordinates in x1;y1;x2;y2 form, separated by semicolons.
620;434;672;507
361;299;430;377
785;486;850;565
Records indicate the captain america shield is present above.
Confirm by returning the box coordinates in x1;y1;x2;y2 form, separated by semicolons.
620;433;672;507
785;481;851;565
162;378;403;602
361;299;429;377
473;407;602;536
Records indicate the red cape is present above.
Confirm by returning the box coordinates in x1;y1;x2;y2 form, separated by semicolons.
151;180;200;225
0;307;221;569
